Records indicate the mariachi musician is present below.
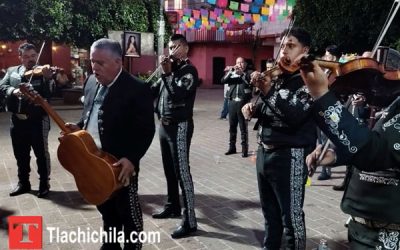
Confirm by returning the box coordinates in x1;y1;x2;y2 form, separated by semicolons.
303;52;400;249
222;56;253;158
150;34;199;239
242;27;317;250
0;43;53;198
65;38;155;249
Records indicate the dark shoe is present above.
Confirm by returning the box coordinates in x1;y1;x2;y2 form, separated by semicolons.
9;183;31;196
171;225;197;239
317;171;331;180
241;146;248;158
152;208;181;219
225;148;236;155
38;182;50;198
332;182;346;191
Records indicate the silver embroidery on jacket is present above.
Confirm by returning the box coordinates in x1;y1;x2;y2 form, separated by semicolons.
359;173;399;186
320;101;358;153
377;229;400;250
383;113;400;131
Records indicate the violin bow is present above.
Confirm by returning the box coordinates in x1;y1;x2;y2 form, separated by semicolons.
371;0;400;57
247;17;296;122
145;44;181;83
18;41;46;113
26;41;46;84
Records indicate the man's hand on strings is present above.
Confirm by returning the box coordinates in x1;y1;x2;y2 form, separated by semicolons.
296;55;330;99
250;71;272;95
160;55;172;75
12;88;23;98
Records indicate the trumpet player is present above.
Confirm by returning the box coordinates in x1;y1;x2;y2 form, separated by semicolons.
222;57;253;157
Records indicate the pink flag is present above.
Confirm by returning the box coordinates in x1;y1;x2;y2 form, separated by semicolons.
240;3;250;12
217;0;228;8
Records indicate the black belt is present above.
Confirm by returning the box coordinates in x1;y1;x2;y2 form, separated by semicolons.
231;97;242;102
259;143;309;151
260;142;277;150
14;113;29;120
352;216;400;230
160;117;178;126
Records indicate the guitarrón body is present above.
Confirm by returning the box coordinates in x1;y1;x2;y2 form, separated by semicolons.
19;84;122;205
57;130;121;205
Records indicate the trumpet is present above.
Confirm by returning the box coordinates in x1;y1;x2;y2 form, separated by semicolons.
145;45;181;83
225;65;243;75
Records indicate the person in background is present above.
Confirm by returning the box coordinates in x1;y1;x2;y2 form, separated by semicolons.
301;58;400;250
151;34;199;239
317;44;340;181
0;43;53;198
71;60;83;85
65;38;155;249
332;92;369;191
266;59;274;71
222;57;253;158
219;83;229;120
54;68;71;96
56;68;70;88
242;27;316;249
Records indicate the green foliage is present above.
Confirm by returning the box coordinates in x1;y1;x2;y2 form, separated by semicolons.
0;0;72;42
0;0;172;50
143;0;173;51
294;0;400;54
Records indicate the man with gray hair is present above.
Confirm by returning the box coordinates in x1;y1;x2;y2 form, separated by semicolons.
65;38;155;249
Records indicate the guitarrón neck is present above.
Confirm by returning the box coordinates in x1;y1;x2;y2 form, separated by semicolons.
39;98;71;133
42;101;71;133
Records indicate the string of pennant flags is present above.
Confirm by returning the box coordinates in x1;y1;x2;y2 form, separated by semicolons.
178;0;295;30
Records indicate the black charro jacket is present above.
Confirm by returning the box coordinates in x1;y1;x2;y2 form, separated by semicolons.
152;60;199;122
313;92;400;223
78;71;155;169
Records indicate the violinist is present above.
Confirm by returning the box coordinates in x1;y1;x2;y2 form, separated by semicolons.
0;43;53;198
222;57;253;157
241;27;317;250
150;34;199;238
301;58;400;249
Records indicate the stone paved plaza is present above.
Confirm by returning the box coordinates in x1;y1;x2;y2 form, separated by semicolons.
0;89;350;250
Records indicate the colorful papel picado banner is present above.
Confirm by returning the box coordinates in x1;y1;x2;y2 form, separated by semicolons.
178;0;295;30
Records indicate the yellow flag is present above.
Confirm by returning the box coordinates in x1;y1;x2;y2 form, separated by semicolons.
306;177;312;186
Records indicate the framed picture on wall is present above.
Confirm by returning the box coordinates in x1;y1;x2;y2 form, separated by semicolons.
123;31;141;57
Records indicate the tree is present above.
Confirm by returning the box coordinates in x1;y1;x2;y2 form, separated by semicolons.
0;0;72;43
0;0;172;49
294;0;400;54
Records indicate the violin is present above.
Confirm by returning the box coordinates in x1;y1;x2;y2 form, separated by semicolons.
301;55;400;107
24;64;59;78
382;68;400;80
252;55;400;107
250;56;306;95
145;45;182;83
